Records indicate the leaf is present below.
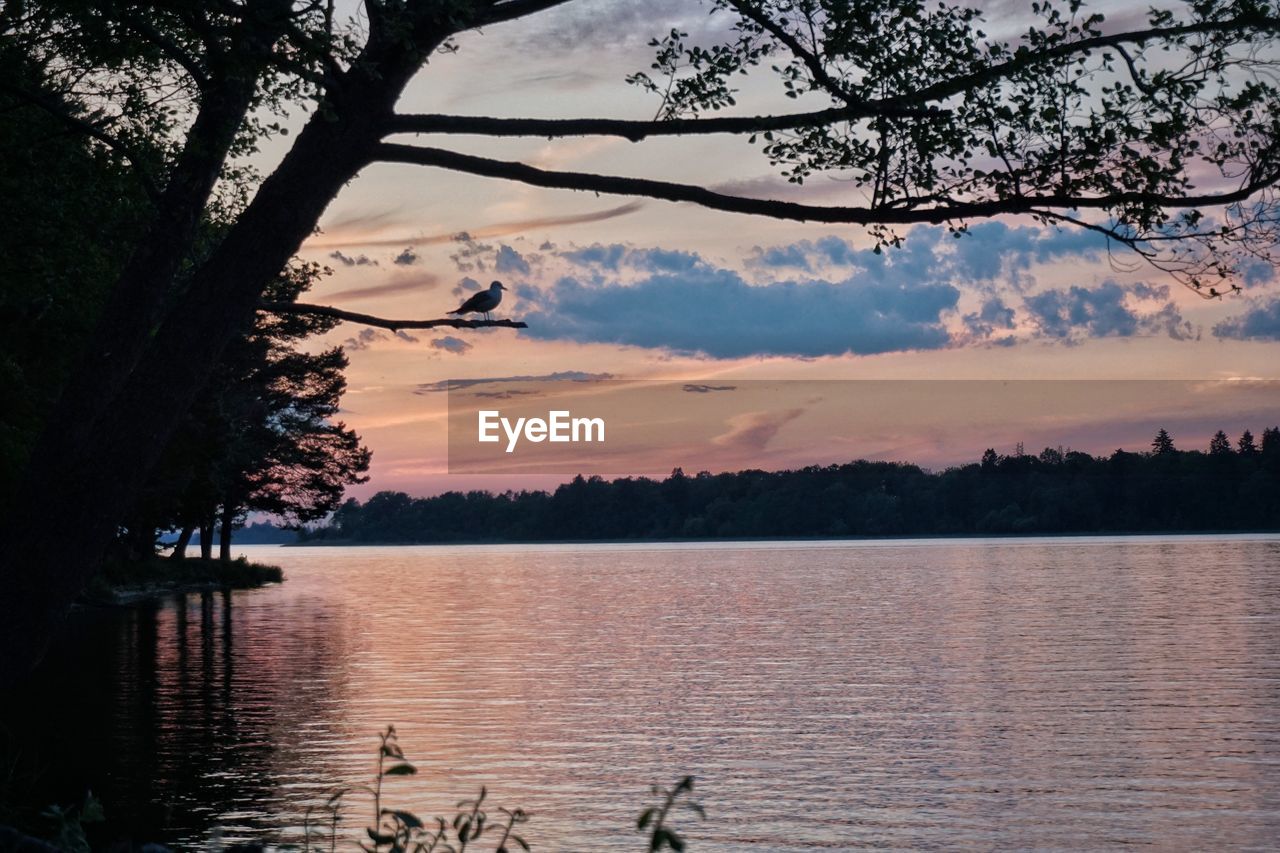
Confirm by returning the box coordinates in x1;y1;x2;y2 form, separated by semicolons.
383;809;424;829
80;792;106;824
383;763;417;776
638;807;656;829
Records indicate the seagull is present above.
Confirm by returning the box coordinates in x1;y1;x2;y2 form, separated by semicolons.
449;280;507;321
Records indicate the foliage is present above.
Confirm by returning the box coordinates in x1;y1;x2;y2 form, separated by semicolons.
298;726;705;852
637;777;704;853
305;427;1280;543
628;0;1280;290
121;260;370;558
0;43;153;503
302;726;533;853
38;792;104;853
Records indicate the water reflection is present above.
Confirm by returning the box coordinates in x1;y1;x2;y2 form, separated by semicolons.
3;587;356;846
3;536;1279;850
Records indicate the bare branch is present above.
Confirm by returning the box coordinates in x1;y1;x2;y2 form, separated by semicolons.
1113;44;1156;96
260;301;528;332
374;142;1280;226
386;100;939;140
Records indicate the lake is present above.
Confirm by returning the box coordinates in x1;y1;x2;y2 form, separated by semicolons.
8;536;1280;849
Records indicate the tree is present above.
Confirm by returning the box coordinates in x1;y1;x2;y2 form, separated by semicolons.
1152;428;1176;455
161;262;372;562
1263;426;1280;456
3;0;1280;684
1210;429;1233;455
1239;429;1258;455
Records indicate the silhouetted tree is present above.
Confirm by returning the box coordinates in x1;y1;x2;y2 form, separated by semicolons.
1152;429;1176;455
1039;447;1064;466
148;263;371;561
1262;427;1280;456
5;0;1280;683
1239;429;1258;455
1210;430;1233;455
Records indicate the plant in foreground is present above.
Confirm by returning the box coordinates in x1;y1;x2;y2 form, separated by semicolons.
305;726;695;851
637;777;704;852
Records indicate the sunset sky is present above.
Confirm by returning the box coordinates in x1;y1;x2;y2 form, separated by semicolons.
265;0;1280;496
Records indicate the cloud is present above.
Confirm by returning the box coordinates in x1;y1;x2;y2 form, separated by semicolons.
413;371;614;395
394;248;419;266
1024;281;1194;343
561;243;628;270
520;266;959;358
558;243;708;274
430;335;473;355
342;328;381;351
683;384;737;393
712;408;806;453
1131;282;1171;300
1238;257;1277;288
629;248;704;273
749;244;812;271
471;389;542;400
342;328;419;350
329;250;378;267
962;296;1017;340
745;221;1106;288
307;203;643;249
327;272;439;302
1213;298;1280;341
495;244;531;275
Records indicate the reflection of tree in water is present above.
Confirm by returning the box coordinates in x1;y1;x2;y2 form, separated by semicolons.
2;590;352;846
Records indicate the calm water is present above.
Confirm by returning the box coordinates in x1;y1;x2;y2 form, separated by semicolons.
8;536;1280;849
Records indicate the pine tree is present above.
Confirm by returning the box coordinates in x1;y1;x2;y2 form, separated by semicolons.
1262;427;1280;457
1151;429;1175;455
1238;430;1258;455
1209;430;1233;456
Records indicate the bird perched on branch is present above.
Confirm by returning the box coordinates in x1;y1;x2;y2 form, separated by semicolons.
449;280;507;321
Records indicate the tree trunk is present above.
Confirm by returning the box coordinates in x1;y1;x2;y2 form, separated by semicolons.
0;39;438;686
200;519;214;562
219;505;235;564
170;525;195;561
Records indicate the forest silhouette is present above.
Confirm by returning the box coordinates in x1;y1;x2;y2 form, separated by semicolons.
304;428;1280;543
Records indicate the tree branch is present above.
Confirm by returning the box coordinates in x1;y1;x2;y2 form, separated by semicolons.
0;81;162;202
898;14;1280;107
374;142;1280;226
386;100;939;140
120;12;210;90
473;0;576;28
260;301;529;332
728;0;858;107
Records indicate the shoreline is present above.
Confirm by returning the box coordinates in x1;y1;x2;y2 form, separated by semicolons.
78;557;284;606
286;528;1280;547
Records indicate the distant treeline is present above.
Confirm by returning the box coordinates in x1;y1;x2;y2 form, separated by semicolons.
302;428;1280;542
